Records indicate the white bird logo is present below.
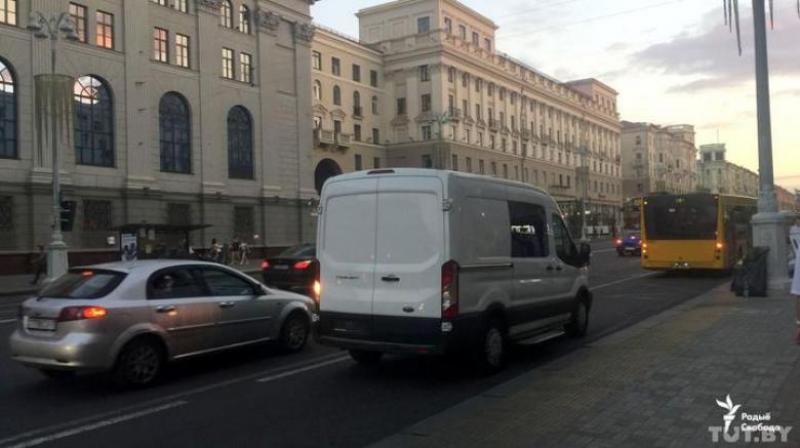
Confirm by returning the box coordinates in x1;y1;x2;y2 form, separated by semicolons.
716;394;741;434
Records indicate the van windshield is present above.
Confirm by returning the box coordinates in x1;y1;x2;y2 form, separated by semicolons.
39;269;126;299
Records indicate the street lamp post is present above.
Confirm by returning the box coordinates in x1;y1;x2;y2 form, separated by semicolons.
433;112;451;169
28;12;79;282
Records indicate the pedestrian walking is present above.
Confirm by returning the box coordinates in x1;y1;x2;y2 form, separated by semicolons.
30;245;47;286
790;217;800;345
239;241;249;266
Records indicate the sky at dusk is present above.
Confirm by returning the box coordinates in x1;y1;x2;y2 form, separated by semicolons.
312;0;800;191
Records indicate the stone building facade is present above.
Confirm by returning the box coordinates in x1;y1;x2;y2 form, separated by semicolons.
620;121;697;200
0;0;318;273
310;0;623;234
696;144;759;197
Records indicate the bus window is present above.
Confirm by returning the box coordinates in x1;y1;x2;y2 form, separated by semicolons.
644;195;718;240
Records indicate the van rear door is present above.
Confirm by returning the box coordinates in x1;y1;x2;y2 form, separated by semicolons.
319;178;378;324
371;176;445;322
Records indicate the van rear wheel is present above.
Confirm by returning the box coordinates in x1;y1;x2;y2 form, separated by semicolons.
475;318;506;374
349;350;383;364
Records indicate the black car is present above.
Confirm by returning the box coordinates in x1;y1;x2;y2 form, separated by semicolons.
262;244;317;296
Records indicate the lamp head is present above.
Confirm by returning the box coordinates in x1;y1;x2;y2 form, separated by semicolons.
27;13;47;37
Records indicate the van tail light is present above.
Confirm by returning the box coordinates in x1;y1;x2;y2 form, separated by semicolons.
57;306;108;322
261;260;270;270
311;260;321;304
615;239;623;246
441;260;459;320
294;260;313;270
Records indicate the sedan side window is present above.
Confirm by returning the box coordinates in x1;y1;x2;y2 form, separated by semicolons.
149;268;205;300
201;269;256;296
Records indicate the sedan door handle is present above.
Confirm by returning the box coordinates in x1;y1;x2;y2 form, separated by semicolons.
218;301;236;309
381;275;400;283
155;305;176;314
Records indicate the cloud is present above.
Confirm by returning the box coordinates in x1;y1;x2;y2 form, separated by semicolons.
631;7;800;93
605;42;630;53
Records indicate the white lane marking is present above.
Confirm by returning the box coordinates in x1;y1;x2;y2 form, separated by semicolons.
0;318;17;324
0;352;349;447
256;355;349;383
5;401;187;448
592;272;659;291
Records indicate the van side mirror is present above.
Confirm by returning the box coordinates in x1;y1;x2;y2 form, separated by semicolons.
579;242;592;266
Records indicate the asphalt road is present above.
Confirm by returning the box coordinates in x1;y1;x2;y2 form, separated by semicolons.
0;242;729;448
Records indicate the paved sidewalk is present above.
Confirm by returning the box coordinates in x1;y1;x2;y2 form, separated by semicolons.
0;260;264;297
372;287;800;448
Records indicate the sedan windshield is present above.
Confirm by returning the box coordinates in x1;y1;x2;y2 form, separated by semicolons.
39;270;126;299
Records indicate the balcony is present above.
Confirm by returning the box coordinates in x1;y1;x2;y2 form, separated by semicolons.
520;128;531;140
447;107;462;121
476;118;486;128
353;106;363;119
488;118;500;131
335;132;351;149
315;128;335;147
548;184;571;196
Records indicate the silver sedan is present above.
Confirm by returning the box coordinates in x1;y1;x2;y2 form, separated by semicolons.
9;260;317;387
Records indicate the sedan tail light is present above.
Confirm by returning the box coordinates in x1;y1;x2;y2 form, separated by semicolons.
57;306;108;322
294;260;313;270
261;260;270;270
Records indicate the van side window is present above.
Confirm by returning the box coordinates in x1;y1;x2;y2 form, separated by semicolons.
551;214;578;262
508;201;548;258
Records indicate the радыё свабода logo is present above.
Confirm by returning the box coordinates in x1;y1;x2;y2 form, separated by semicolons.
709;394;793;444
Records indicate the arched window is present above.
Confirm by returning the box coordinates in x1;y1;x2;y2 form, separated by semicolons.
353;91;361;115
371;95;378;115
159;92;191;173
228;106;253;179
74;75;114;167
239;5;250;34
0;58;16;159
333;85;341;106
313;80;322;101
220;0;232;28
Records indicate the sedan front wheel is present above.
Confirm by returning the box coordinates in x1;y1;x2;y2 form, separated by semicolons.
279;312;310;353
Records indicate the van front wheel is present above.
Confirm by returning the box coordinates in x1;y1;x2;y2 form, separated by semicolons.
349;350;383;364
565;298;590;338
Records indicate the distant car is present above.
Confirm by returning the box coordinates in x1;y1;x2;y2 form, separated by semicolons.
615;230;642;256
9;261;315;387
261;244;317;296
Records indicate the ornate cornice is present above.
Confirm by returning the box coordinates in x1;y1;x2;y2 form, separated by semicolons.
256;9;281;33
196;0;222;14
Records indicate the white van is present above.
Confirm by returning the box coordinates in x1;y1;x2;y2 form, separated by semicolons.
314;169;592;371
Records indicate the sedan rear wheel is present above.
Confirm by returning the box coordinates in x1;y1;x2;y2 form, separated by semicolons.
279;313;310;353
112;339;163;388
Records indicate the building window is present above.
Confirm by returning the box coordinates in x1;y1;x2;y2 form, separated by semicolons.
95;11;114;49
479;159;485;174
352;64;361;82
452;154;458;171
462;73;469;88
372;128;380;144
0;196;11;230
175;0;188;13
331;57;340;76
221;48;234;79
74;75;114;167
448;67;455;83
355;154;363;170
484;38;491;52
69;3;87;43
220;0;233;28
0;0;15;25
421;125;432;140
374;157;380;168
153;28;169;63
459;24;466;39
333;85;341;105
417;16;430;33
234;206;254;240
239;5;250;34
371;95;378;115
421;154;432;168
159;92;191;173
370;70;378;87
312;51;322;70
240;52;252;83
396;97;406;115
444;17;452;34
83;200;112;231
353;124;361;141
419;65;430;82
465;157;472;172
492;162;498;176
228;106;253;179
0;58;16;159
175;34;190;68
471;32;479;46
313;80;322;100
421;94;431;112
476;78;482;92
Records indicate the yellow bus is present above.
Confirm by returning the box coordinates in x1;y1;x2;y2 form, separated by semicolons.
641;193;757;270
